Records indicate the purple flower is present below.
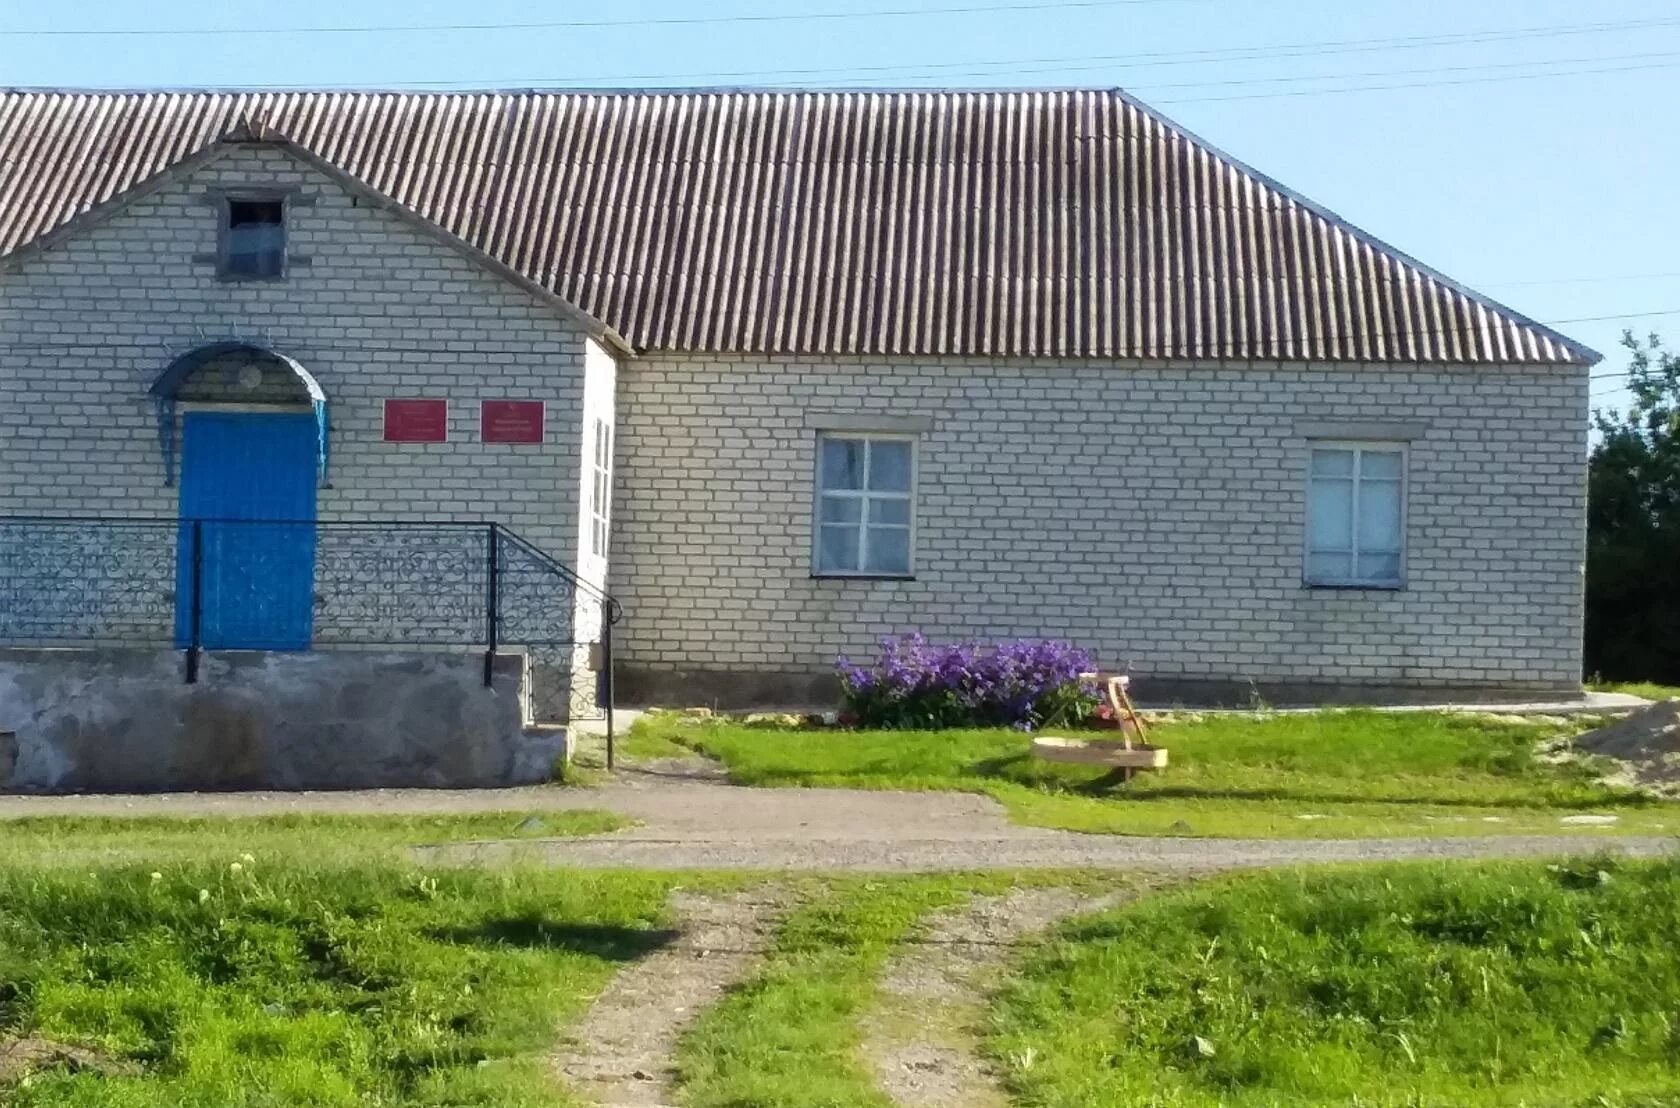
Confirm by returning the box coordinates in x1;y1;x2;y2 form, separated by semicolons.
834;635;1099;730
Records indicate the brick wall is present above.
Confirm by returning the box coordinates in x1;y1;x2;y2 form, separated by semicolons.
612;355;1588;696
0;144;600;710
0;144;592;560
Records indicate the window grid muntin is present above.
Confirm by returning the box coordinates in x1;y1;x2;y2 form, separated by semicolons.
814;434;915;577
589;418;612;558
1305;441;1405;588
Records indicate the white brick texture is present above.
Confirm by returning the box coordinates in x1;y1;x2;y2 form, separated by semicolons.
613;355;1588;692
0;145;592;565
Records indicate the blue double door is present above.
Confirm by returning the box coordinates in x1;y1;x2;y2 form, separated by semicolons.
175;412;318;650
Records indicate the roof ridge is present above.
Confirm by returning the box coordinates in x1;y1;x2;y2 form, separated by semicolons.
0;88;1597;364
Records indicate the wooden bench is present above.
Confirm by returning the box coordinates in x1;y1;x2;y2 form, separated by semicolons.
1032;672;1168;784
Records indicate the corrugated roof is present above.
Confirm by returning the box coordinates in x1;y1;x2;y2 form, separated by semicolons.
0;88;1592;363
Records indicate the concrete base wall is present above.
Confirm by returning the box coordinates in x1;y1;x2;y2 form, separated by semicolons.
0;649;564;793
617;664;1582;711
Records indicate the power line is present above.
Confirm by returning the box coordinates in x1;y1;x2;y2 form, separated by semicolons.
1486;271;1680;289
0;0;1204;37
146;15;1680;89
1547;308;1680;325
1154;55;1680;104
53;49;1680;103
1021;48;1680;92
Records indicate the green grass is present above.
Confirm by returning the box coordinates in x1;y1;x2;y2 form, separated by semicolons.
631;710;1676;838
0;857;705;1106
1589;679;1680;702
675;872;1124;1108
990;857;1680;1107
0;810;627;866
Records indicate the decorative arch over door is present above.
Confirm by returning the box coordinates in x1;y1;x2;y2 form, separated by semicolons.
148;341;330;487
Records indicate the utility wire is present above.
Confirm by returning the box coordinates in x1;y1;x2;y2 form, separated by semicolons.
51;50;1680;102
143;15;1680;88
0;0;1205;37
1154;56;1680;104
1486;271;1680;289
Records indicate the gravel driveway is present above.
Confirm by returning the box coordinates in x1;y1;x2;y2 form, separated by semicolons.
7;772;1672;873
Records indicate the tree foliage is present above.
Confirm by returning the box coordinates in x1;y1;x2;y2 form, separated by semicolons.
1586;333;1680;682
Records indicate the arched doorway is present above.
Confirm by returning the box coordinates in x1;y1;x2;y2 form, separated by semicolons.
150;343;329;650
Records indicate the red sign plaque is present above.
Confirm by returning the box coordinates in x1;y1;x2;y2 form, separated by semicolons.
481;400;546;444
383;399;449;443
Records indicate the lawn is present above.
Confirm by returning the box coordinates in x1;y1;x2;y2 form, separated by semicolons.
990;857;1680;1107
0;810;680;1107
628;709;1675;838
0;810;627;867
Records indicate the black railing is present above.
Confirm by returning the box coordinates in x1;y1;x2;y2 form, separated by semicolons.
0;517;618;728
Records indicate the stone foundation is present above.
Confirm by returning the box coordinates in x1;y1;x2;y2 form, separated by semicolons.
0;648;565;793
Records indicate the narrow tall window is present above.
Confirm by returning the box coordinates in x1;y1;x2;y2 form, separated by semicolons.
814;434;915;577
1305;442;1405;587
590;418;612;558
220;197;286;279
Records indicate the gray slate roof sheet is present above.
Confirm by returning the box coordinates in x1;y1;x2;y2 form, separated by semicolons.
0;88;1592;363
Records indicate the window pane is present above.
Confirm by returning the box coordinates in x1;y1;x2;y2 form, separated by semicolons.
868;440;913;492
1358;480;1402;550
817;525;861;572
1307;551;1353;582
1357;551;1402;582
820;439;865;491
229;199;283;229
820;496;862;524
1308;478;1353;550
1360;450;1402;480
1311;448;1355;477
864;527;911;574
869;496;911;526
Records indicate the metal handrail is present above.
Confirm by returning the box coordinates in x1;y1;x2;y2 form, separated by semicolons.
0;517;618;731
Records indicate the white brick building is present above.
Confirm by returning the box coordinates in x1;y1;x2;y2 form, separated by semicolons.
0;89;1596;710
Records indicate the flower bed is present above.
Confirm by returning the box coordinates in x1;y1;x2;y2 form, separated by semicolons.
836;634;1099;730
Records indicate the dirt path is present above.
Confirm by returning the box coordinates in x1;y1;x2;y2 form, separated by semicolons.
432;825;1677;872
860;886;1131;1107
2;780;1674;872
552;886;790;1107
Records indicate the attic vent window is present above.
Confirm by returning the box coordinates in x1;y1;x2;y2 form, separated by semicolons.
219;196;286;280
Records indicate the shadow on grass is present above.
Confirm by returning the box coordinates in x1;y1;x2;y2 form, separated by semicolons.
431;914;679;962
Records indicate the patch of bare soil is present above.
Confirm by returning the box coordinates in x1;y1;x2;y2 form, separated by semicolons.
860;885;1135;1108
552;886;790;1106
1573;700;1680;797
0;1037;139;1082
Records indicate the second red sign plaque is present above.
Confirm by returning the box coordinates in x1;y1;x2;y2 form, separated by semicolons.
481;401;545;444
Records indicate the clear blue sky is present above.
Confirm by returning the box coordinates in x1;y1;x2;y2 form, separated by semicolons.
3;0;1676;420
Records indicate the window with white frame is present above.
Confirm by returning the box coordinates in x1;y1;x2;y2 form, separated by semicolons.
1305;442;1405;587
589;418;612;558
814;434;915;576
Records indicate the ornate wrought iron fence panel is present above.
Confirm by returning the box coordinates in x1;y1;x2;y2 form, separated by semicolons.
0;519;179;645
0;517;619;727
312;524;487;646
495;528;619;723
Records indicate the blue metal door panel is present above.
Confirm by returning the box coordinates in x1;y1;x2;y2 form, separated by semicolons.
175;413;318;650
